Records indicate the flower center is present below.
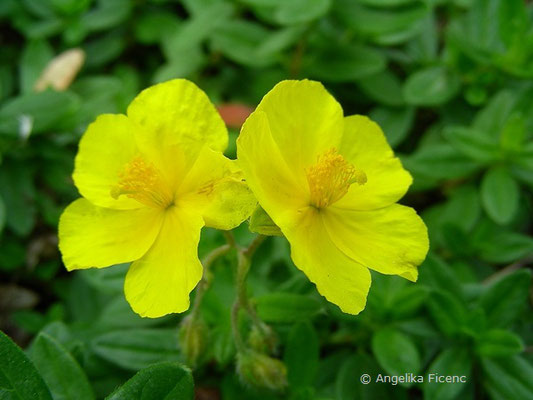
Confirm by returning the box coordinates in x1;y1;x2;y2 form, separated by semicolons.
306;148;366;209
111;156;173;208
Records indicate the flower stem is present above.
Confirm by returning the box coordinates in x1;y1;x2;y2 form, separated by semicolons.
230;234;266;353
189;243;231;320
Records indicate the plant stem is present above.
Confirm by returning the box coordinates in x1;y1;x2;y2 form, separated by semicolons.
230;234;266;353
189;243;231;320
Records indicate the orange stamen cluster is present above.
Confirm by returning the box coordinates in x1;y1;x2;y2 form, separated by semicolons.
111;156;173;208
306;148;366;209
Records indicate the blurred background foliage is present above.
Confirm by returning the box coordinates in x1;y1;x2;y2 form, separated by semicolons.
0;0;532;399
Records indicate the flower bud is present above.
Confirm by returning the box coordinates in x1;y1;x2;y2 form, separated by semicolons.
247;325;278;354
178;316;207;367
236;351;287;391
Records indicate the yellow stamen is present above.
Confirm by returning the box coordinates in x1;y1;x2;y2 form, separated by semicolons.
306;148;366;209
111;156;173;208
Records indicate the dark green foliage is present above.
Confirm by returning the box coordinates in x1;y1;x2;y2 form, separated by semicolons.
0;0;532;399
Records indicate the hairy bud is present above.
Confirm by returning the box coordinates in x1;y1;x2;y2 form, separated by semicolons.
236;351;287;391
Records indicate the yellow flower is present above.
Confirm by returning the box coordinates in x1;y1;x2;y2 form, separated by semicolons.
59;79;256;318
237;80;429;315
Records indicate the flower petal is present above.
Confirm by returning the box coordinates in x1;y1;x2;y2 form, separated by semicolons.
237;110;309;222
336;115;412;210
73;114;143;210
177;146;256;230
127;79;228;155
255;80;344;171
124;206;204;318
58;198;163;271
323;204;429;281
282;207;371;315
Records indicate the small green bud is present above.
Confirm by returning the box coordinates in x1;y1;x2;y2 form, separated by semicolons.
237;351;287;391
247;325;278;354
178;316;207;367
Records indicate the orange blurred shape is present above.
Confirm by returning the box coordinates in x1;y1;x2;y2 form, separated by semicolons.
217;103;254;129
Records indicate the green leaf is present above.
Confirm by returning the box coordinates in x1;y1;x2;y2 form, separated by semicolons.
427;290;468;336
357;70;404;107
0;90;80;137
476;329;524;358
82;0;132;32
249;206;282;236
369;106;414;147
106;362;193;400
30;333;94;400
284;322;319;388
403;66;460;106
80;263;128;293
135;11;181;45
335;0;427;43
164;3;233;56
500;112;526;153
83;33;126;68
335;354;392;400
424;347;471;400
0;162;36;236
473;90;516;139
402;142;480;180
98;297;171;329
0;194;5;235
358;0;419;6
305;43;386;82
152;48;205;83
255;293;322;323
419;254;463;299
481;166;520;225
211;21;278;68
478;269;531;328
443;127;499;163
371;328;421;386
472;222;533;264
0;331;52;400
274;0;331;25
91;329;181;370
482;356;533;400
19;39;53;94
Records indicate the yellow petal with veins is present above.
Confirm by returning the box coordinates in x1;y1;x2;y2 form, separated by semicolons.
59;198;164;271
124;206;204;318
